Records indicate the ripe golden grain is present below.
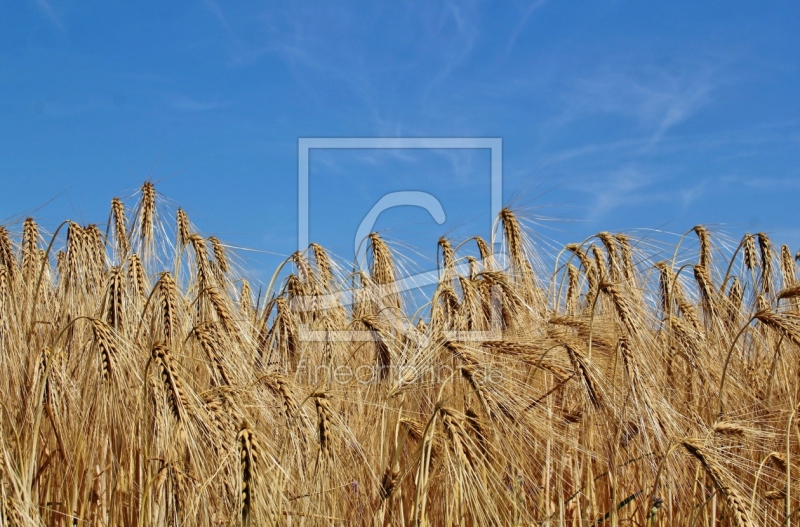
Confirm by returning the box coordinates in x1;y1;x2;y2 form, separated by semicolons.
682;440;755;527
1;182;798;526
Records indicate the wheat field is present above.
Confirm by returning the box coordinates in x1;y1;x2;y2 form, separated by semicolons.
0;181;799;526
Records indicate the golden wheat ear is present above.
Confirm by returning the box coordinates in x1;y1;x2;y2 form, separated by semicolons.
312;391;333;462
103;266;124;330
597;232;621;280
437;236;456;283
743;232;758;271
126;252;148;300
157;272;178;346
0;226;16;281
237;423;259;526
91;319;118;381
614;232;636;283
21;217;39;282
367;232;401;311
755;308;800;347
208;236;228;276
137;181;156;259
498;208;543;307
693;225;712;270
757;232;775;293
780;244;798;288
110;197;130;258
682;440;756;527
176;208;191;249
151;343;193;428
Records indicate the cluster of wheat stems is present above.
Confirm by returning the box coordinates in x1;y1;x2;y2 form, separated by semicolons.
1;182;800;526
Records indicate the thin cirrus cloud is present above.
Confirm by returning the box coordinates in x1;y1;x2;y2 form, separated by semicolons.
513;52;729;227
33;0;65;31
571;166;661;220
564;165;707;226
555;61;719;145
199;2;485;128
168;94;228;113
505;0;550;56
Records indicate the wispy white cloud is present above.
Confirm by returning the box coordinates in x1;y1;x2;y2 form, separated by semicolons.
556;59;719;145
197;3;485;134
200;0;269;66
505;0;549;55
36;100;105;118
202;0;233;36
557;162;711;223
430;1;481;81
576;166;660;220
169;95;227;112
720;175;800;192
33;0;65;31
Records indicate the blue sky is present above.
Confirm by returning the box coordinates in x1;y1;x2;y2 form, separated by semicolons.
1;2;799;279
